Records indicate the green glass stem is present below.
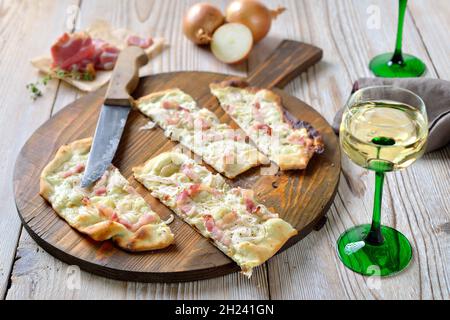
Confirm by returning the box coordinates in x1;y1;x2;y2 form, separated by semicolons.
366;171;385;245
368;0;426;77
391;0;408;65
336;165;413;276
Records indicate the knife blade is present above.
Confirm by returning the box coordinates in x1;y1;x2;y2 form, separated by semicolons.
81;46;149;188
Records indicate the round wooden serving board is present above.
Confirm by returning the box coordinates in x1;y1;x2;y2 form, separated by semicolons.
14;41;340;282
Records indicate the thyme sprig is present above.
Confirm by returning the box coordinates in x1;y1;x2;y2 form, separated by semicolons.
26;74;53;101
26;68;95;100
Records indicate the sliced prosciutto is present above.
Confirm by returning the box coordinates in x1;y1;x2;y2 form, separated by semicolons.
51;33;96;71
50;32;120;74
91;39;120;70
127;35;154;49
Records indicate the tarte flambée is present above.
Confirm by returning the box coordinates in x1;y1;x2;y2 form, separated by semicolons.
40;138;174;252
135;88;268;178
210;79;324;170
133;151;297;276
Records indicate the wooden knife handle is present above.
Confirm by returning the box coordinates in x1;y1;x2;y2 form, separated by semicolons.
246;40;323;89
104;46;149;106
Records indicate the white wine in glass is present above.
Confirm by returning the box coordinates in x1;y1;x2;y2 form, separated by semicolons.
337;86;428;276
341;100;428;172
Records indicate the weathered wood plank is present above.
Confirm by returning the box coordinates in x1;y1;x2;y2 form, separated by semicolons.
408;0;450;78
7;0;269;300
0;0;80;298
7;231;269;299
403;0;450;299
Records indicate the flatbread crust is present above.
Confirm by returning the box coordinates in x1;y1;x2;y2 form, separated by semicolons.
133;151;297;276
210;79;324;171
135;88;268;178
40;138;174;252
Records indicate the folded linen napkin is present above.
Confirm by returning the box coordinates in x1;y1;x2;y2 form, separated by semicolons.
332;78;450;152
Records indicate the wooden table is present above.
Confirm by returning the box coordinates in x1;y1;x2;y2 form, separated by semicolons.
1;0;449;300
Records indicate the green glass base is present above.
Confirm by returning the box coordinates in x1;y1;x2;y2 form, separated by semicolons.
369;52;426;77
337;224;412;277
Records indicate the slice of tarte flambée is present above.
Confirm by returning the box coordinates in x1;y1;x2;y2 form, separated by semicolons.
40;138;174;252
133;151;297;276
134;89;268;179
210;79;324;171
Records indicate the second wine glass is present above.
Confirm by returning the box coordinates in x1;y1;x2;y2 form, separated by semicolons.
369;0;426;77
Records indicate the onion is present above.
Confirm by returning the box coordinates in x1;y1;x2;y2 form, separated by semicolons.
225;0;286;43
183;2;225;45
211;23;253;64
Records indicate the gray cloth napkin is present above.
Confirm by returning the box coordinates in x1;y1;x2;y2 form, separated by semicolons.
332;78;450;152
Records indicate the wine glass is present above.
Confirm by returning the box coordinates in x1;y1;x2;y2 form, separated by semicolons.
337;86;428;276
369;0;426;77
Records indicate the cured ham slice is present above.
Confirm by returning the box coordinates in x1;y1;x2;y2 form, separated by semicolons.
127;35;154;49
51;33;96;71
50;32;120;73
91;39;120;70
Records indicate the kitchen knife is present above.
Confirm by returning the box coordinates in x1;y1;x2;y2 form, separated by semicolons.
81;46;149;187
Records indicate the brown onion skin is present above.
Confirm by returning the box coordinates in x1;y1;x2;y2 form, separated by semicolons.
225;0;285;43
183;3;225;45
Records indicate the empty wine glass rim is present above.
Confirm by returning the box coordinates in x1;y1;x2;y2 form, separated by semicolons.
351;85;426;109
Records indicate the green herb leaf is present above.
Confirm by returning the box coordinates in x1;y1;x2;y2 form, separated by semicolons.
42;74;53;85
55;69;66;78
26;73;55;101
82;72;94;81
26;82;43;100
